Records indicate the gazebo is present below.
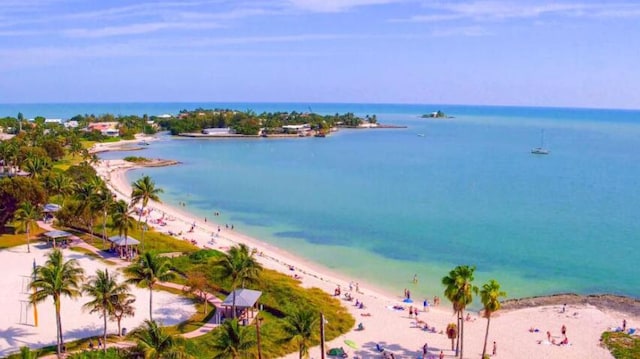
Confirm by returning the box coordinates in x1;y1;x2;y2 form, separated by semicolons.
43;230;72;247
108;235;140;260
218;288;262;324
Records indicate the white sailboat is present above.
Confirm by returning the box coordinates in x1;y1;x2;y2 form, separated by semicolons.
531;130;549;155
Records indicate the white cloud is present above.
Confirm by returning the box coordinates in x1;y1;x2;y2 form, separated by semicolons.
430;26;490;37
287;0;401;12
397;1;640;23
63;22;222;38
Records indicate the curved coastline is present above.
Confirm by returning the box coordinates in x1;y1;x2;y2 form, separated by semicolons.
92;137;638;359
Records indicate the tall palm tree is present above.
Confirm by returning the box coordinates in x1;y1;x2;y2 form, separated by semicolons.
281;308;319;359
132;319;190;359
480;280;506;359
92;185;114;246
210;318;256;359
14;201;40;253
74;180;99;236
46;173;73;205
23;155;50;179
124;252;175;321
109;199;136;252
212;244;262;318
30;248;85;358
442;265;477;358
83;269;131;354
131;175;163;249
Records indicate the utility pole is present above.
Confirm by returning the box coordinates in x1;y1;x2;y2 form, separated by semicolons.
256;316;263;359
320;312;326;359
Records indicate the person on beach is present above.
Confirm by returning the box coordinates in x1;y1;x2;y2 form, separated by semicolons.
423;299;428;312
439;350;444;359
493;341;497;355
561;324;566;336
356;282;360;293
422;343;428;356
413;274;418;284
546;331;551;342
623;319;627;331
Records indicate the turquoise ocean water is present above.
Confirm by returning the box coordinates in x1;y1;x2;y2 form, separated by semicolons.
3;103;640;300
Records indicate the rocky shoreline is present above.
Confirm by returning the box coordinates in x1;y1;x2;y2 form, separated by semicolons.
502;293;640;316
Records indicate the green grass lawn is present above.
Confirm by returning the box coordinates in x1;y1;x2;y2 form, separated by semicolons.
0;227;46;249
602;331;640;358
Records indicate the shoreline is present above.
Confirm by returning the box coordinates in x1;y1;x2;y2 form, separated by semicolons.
92;139;638;359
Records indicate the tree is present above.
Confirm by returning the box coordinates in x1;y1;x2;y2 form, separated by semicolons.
480;280;506;359
212;244;262;318
83;269;131;354
131;175;163;249
210;318;256;359
14;201;41;253
183;270;210;314
30;248;85;358
109;199;135;251
46;173;73;205
0;176;47;228
23;155;50;179
18;345;38;359
281;308;319;359
124;252;175;321
109;293;136;338
132;319;189;359
91;184;114;246
74;180;100;236
442;265;477;358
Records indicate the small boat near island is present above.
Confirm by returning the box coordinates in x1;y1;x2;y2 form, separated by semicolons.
531;130;549;155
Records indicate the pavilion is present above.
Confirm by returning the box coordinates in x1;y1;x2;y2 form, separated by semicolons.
108;235;140;259
43;230;72;247
217;288;262;324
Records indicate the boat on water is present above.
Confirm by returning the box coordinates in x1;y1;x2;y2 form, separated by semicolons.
531;130;549;155
417;133;425;137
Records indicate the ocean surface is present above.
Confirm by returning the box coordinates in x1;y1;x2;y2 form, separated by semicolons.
3;102;640;301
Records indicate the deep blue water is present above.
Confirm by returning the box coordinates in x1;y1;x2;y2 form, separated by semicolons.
4;102;639;300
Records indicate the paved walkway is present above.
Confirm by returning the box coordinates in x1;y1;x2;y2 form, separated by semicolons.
36;221;225;357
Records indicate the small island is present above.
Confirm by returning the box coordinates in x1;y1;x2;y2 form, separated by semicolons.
421;110;452;119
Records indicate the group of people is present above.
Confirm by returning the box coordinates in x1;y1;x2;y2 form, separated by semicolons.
87;337;104;351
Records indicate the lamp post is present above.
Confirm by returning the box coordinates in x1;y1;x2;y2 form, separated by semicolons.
256;316;264;359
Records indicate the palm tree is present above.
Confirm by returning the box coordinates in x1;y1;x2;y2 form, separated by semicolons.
14;201;40;253
210;318;256;359
30;248;85;358
124;251;175;321
23;155;50;179
480;280;506;358
212;244;262;318
47;173;73;205
281;308;319;359
442;265;477;358
83;269;131;354
132;319;189;359
92;186;114;246
131;175;163;249
18;346;38;359
74;180;99;236
109;199;136;253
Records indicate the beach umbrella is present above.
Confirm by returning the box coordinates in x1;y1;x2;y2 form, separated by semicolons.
344;339;358;350
403;298;414;303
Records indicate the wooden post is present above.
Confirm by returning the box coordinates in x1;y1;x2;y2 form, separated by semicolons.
320;312;326;359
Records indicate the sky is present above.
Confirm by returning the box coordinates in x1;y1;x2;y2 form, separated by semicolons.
1;0;639;109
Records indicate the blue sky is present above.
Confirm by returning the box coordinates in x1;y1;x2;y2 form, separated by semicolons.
1;0;639;109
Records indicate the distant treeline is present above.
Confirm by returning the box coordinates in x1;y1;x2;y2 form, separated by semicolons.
158;108;377;135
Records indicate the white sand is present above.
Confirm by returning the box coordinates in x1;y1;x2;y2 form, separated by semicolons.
91;154;640;359
0;244;196;357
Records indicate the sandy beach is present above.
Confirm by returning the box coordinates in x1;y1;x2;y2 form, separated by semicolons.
84;136;640;359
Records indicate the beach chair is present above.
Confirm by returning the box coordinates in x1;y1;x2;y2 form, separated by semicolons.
376;343;384;352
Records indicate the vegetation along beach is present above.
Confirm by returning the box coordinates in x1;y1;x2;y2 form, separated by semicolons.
2;0;640;357
1;103;639;359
